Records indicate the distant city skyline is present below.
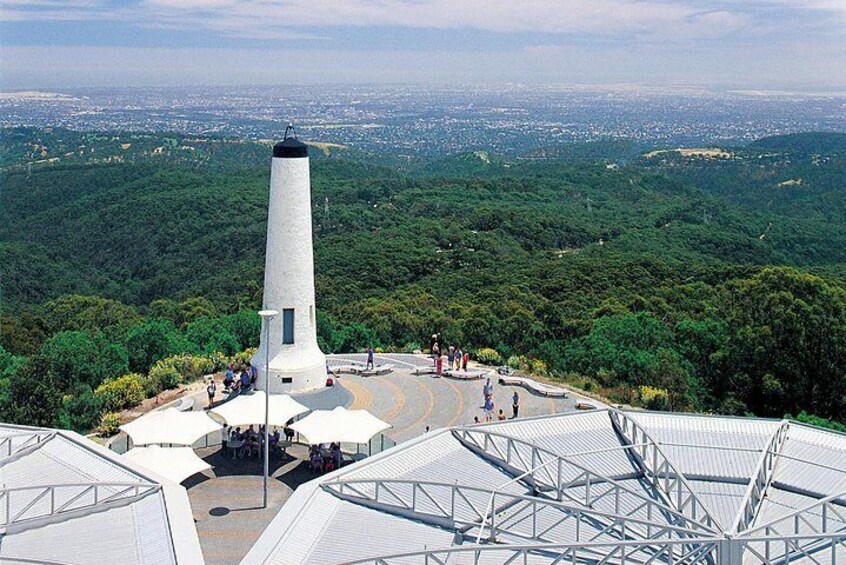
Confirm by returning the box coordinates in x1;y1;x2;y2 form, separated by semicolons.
1;0;845;90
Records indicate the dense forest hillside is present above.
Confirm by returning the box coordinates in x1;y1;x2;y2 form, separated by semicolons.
2;128;846;432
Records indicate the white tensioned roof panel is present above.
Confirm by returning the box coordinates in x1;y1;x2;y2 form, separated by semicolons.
745;487;846;565
0;431;141;486
338;429;524;493
0;490;173;565
625;412;779;480
0;424;203;565
249;484;456;565
685;479;747;530
774;423;846;497
752;487;832;529
482;410;635;479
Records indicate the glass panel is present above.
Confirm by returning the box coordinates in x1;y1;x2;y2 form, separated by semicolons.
282;308;295;344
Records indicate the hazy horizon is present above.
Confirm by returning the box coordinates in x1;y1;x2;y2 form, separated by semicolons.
2;0;845;90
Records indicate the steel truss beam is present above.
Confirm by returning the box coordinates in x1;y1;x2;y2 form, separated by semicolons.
609;411;721;532
337;539;725;565
741;490;846;564
0;481;161;534
729;420;789;534
322;478;707;547
452;426;717;535
0;431;56;466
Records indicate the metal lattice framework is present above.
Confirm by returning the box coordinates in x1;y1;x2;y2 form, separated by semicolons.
742;491;846;564
0;431;56;465
452;426;717;536
0;482;161;534
271;408;846;565
610;410;721;532
322;478;708;545
729;420;790;534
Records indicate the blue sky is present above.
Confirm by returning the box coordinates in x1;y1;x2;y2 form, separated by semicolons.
1;0;845;89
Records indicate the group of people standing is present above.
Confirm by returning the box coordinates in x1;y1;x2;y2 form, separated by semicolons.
430;335;470;375
477;377;520;423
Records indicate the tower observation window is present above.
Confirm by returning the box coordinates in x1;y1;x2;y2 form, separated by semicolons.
282;309;295;344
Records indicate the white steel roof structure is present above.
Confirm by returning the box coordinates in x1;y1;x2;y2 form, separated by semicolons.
242;408;846;565
0;422;204;564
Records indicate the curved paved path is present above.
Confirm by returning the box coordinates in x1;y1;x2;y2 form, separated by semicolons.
333;370;575;442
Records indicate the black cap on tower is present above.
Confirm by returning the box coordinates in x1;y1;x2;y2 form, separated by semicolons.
273;125;308;158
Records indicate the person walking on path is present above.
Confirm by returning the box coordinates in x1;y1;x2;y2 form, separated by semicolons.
512;390;520;419
483;377;494;404
484;397;495;422
454;347;462;370
435;353;443;376
206;379;217;409
447;346;455;371
462;350;470;371
498;409;507;421
366;345;375;370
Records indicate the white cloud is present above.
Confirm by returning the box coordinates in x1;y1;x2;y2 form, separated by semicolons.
3;0;842;40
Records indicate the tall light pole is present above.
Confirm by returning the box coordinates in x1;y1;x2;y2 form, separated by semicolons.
258;309;278;509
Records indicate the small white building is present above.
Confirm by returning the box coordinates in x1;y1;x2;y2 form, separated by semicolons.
0;422;204;564
252;132;326;394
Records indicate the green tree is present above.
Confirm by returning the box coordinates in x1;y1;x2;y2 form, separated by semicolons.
57;384;104;432
43;294;140;335
219;311;260;351
39;331;129;391
719;267;846;419
1;356;63;427
185;317;240;355
123;319;190;373
336;323;379;353
566;312;686;388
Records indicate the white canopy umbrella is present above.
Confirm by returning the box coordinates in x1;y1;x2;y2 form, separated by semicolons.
120;407;221;446
124;445;211;484
290;406;391;445
210;391;308;428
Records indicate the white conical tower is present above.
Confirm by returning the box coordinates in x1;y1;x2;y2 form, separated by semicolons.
252;128;326;393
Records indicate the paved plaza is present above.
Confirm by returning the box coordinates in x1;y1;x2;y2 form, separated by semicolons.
186;354;581;564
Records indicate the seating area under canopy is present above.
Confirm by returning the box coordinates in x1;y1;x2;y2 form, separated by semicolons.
290;406;391;445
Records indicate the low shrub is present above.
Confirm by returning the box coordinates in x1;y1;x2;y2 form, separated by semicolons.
148;361;181;392
475;347;503;366
206;350;230;372
98;412;123;436
95;373;146;412
164;354;214;382
228;348;256;371
639;385;669;411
